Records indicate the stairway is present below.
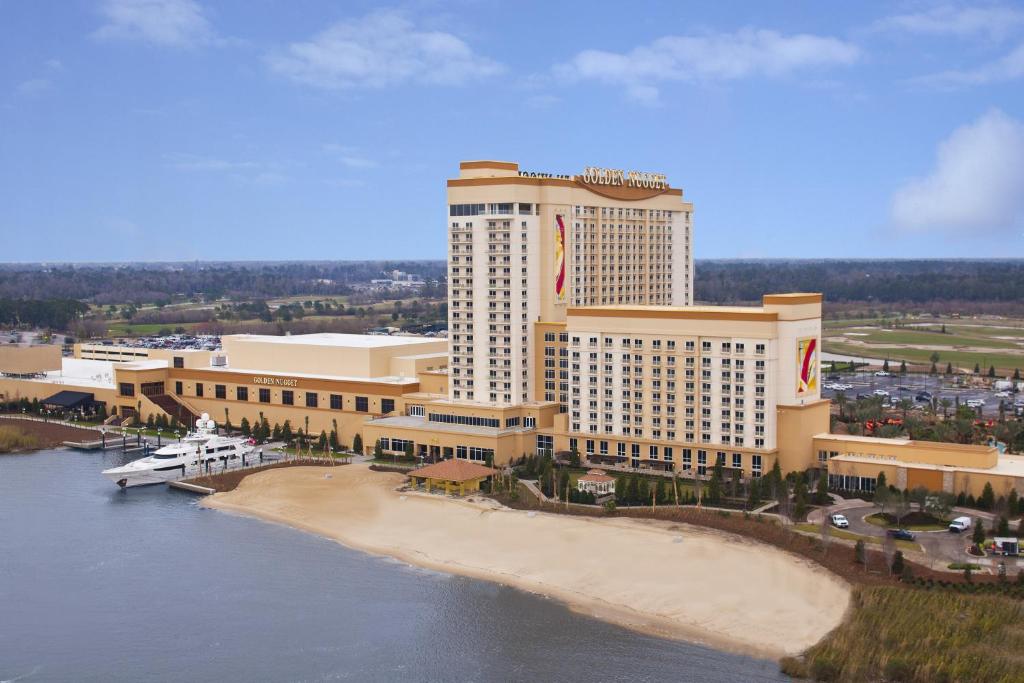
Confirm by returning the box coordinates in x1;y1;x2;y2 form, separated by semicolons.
148;394;199;428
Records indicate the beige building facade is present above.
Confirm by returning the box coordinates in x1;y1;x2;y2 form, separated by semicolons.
447;161;693;408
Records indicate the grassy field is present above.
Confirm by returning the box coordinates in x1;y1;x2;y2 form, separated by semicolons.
782;586;1024;682
834;328;1023;350
824;340;1024;373
794;523;921;553
822;315;1024;373
0;425;41;453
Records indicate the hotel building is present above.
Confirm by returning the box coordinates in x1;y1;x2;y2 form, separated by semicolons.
447;161;693;408
1;159;1018;501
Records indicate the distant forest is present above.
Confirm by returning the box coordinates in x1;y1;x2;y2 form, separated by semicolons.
0;261;448;304
1;259;1023;330
694;260;1024;317
694;260;1024;305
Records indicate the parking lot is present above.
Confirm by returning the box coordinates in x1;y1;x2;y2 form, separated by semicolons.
821;371;1022;418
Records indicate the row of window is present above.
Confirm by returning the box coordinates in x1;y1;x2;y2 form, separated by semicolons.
556;437;764;474
172;382;391;414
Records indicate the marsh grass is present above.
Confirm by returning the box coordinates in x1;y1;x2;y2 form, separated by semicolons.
782;586;1024;682
0;426;40;453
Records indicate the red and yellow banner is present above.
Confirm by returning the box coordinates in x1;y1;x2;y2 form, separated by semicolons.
797;337;818;394
554;214;566;302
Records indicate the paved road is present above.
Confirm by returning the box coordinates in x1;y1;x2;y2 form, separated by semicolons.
820;501;1024;572
821;370;1021;418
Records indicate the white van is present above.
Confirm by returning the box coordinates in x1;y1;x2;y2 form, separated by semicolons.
948;516;971;533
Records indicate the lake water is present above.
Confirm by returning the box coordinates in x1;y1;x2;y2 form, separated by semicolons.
0;449;787;682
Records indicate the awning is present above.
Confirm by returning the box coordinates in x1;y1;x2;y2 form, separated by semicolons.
41;390;97;410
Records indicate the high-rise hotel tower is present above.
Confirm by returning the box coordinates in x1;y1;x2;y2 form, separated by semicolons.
447;161;694;407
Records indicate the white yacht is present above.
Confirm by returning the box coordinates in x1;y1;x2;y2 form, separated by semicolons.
103;414;254;488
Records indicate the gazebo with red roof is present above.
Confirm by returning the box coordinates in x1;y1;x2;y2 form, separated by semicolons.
408;459;498;496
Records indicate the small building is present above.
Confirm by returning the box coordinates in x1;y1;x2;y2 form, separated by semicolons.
407;459;497;496
41;390;102;415
577;469;615;495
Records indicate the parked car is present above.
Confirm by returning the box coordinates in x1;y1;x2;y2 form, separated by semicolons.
966;399;986;408
830;513;850;529
826;374;841;381
875;371;891;377
995;391;1011;398
948;516;972;533
887;528;915;541
915;391;932;402
873;389;889;397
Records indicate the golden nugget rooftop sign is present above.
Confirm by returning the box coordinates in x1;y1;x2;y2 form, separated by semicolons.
253;376;298;387
518;167;669;189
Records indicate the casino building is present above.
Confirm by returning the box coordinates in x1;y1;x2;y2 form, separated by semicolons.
1;160;1019;500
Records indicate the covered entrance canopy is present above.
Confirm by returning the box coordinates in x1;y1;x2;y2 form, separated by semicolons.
408;459;497;496
41;390;100;413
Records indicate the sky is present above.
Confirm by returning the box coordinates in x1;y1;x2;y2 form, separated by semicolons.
2;0;1024;262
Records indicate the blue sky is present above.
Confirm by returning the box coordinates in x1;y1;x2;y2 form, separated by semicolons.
2;0;1024;262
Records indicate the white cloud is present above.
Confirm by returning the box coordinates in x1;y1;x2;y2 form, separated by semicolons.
322;143;378;168
266;10;503;90
890;109;1024;234
165;153;258;171
915;43;1024;87
15;78;52;96
874;4;1024;42
554;28;860;102
94;0;214;48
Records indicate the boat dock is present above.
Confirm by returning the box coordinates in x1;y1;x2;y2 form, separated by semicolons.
168;481;217;495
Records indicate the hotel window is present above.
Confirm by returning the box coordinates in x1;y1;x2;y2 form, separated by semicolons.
752;455;763;475
617;443;626;458
282;390;294;406
119;382;135;397
174;381;183;395
524;416;536;428
196;383;204;398
236;387;248;401
664;447;673;462
732;453;742;469
259;388;270;403
330;394;343;410
682;448;692;469
381;399;395;414
697;450;707;475
173;356;184;369
649;445;658;459
305;392;318;408
215;384;226;399
355;396;369;412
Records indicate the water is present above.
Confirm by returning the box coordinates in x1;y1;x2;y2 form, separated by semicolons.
0;449;787;682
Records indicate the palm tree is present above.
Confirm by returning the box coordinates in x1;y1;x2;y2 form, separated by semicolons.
939;398;953;419
897;398;913;421
835;391;848;420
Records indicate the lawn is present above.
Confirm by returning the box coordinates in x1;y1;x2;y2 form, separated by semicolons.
864;511;948;532
824;340;1024;373
795;523;921;553
841;328;1023;350
781;586;1024;683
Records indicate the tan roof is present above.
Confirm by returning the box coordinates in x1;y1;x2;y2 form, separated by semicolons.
579;469;615;483
409;459;497;482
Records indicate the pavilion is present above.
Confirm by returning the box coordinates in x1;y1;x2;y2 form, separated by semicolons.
407;459;497;496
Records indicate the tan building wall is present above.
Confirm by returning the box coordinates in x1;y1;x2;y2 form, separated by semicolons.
0;376;117;409
776;400;831;473
76;344;214;368
0;345;62;374
222;334;446;379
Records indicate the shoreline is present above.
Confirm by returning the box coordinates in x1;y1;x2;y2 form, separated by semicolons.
204;464;851;660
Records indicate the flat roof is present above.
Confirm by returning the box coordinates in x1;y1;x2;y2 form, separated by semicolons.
226;333;442;349
367;414;521;437
816;433;996;454
568;305;778;321
199;366;419;385
832;452;1024;478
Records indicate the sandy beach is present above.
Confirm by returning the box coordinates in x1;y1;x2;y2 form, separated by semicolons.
204;464;850;659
